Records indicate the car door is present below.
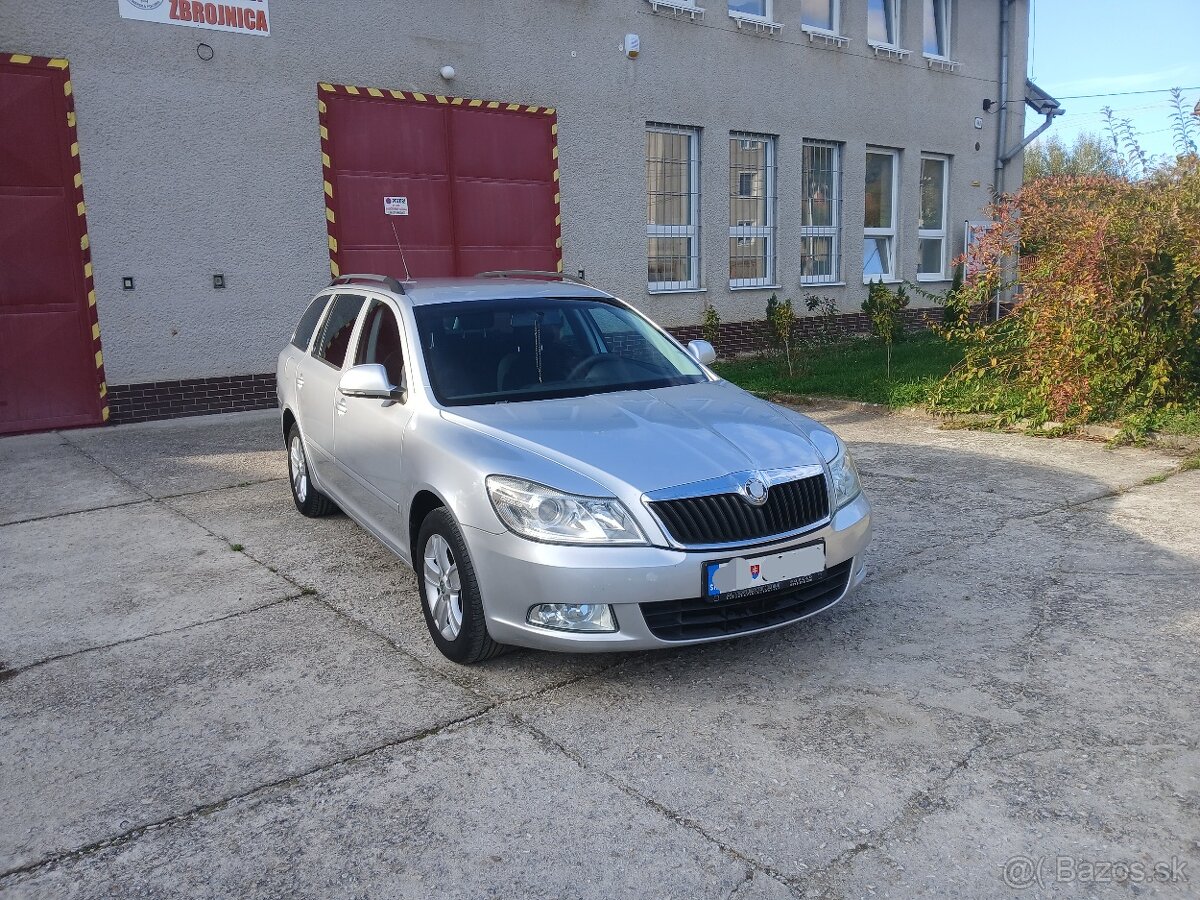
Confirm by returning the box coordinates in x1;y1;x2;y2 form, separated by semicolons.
281;292;333;407
333;298;416;548
300;292;366;491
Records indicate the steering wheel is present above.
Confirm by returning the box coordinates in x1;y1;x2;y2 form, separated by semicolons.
567;353;621;381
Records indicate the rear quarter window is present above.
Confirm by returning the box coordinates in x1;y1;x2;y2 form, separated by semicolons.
291;295;332;351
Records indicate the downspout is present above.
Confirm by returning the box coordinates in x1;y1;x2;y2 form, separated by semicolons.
1001;110;1060;166
991;0;1015;321
994;0;1013;197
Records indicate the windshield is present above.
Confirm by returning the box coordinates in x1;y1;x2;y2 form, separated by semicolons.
414;297;709;406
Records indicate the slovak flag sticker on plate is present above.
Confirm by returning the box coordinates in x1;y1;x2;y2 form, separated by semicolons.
750;564;761;579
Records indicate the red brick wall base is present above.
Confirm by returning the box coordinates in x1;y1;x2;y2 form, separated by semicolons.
105;309;947;424
671;307;943;357
107;374;277;425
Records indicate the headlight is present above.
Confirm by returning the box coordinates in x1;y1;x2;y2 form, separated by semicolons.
486;476;646;545
828;445;862;510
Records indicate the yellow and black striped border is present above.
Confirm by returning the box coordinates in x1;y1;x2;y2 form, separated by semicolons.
2;52;108;423
316;82;563;278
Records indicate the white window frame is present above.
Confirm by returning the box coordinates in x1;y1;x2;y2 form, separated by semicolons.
917;154;950;282
922;0;951;60
866;0;901;49
863;148;899;284
800;0;840;37
647;123;702;293
647;0;705;18
800;140;842;286
727;0;782;32
728;132;777;289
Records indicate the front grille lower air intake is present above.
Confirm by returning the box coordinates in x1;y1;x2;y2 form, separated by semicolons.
648;473;829;546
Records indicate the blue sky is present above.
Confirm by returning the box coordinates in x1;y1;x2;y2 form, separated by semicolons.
1028;0;1200;160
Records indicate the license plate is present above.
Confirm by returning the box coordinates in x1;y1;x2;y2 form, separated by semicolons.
704;542;826;601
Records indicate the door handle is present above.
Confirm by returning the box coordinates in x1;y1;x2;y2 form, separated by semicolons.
336;398;348;416
296;373;305;390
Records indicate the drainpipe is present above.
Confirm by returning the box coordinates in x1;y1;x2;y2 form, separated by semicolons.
1001;109;1062;166
994;0;1014;197
991;0;1014;320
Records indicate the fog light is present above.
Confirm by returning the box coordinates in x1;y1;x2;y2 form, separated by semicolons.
527;603;617;633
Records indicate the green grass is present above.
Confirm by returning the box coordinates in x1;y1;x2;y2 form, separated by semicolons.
713;333;963;407
1152;405;1200;437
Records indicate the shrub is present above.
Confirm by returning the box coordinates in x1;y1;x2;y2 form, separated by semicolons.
765;292;797;376
862;279;910;378
802;293;841;345
931;157;1200;427
701;303;720;351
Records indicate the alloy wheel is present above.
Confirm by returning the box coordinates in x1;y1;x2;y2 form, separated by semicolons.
423;533;464;640
289;435;308;503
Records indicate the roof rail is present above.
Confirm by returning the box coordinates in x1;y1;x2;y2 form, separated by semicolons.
476;269;587;285
331;273;406;294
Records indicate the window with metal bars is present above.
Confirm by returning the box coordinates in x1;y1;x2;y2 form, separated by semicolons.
728;133;776;289
800;140;842;284
647;124;702;292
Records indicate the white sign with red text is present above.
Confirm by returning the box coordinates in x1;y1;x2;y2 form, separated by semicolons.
118;0;270;37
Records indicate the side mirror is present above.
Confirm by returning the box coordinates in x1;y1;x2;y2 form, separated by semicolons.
338;364;406;402
686;339;717;366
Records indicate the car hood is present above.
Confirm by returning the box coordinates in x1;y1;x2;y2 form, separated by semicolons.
442;380;826;496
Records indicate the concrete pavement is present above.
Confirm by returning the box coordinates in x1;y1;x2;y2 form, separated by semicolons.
1;406;1196;898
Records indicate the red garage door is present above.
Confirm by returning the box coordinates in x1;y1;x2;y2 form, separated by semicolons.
318;84;562;279
0;54;106;434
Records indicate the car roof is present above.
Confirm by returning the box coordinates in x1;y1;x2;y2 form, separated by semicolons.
332;277;618;307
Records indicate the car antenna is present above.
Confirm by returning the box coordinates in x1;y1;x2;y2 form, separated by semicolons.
389;218;412;283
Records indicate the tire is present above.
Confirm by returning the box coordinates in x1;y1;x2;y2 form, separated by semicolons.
286;424;337;517
415;507;506;664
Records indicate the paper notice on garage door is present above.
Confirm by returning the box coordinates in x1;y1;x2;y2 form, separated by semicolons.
117;0;270;37
384;197;410;216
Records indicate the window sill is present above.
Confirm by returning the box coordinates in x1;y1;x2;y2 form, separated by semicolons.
800;281;847;288
868;41;911;61
923;54;960;72
648;286;707;295
916;274;950;283
862;277;901;285
728;11;783;34
729;283;782;291
801;25;849;47
646;0;705;20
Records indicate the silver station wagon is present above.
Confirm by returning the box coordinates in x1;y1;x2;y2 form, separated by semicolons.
277;272;871;663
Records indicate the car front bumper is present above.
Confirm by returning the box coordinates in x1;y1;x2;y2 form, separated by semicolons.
464;491;872;651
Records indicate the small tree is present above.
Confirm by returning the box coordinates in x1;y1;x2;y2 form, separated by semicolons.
862;280;909;378
765;292;796;377
701;303;720;352
1024;132;1123;182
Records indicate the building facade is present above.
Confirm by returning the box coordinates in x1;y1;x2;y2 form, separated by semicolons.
0;0;1029;428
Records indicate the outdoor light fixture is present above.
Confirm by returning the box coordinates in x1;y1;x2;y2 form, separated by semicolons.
122;276;135;291
212;274;226;289
439;65;455;80
623;34;640;59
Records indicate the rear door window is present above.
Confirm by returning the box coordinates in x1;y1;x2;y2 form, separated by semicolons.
313;294;366;369
355;301;406;387
291;294;332;351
